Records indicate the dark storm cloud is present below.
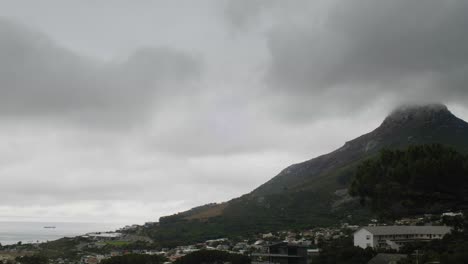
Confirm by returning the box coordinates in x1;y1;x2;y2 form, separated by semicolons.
0;19;200;127
265;0;468;117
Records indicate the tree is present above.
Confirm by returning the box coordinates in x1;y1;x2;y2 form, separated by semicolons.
100;254;166;264
15;254;48;264
350;144;468;263
312;237;375;264
173;250;250;264
350;144;468;218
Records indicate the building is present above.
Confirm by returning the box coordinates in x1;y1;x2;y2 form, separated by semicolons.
442;212;463;217
354;226;451;250
251;242;308;264
81;255;105;264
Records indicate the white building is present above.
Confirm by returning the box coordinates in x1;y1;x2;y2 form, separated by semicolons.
442;212;463;217
354;226;451;250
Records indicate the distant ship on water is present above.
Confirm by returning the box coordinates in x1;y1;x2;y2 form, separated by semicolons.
43;226;56;229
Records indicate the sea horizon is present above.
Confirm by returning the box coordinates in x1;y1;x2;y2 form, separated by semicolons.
0;221;127;245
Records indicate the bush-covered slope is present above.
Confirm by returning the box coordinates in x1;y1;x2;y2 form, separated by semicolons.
137;104;468;246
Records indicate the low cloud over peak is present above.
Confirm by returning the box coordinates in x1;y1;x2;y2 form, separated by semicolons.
263;0;468;119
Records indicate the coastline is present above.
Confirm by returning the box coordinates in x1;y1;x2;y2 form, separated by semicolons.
0;221;124;245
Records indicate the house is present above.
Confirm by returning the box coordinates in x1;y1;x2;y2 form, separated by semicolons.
354;226;451;250
216;244;230;251
442;212;463;217
307;248;320;259
367;254;406;264
81;255;105;264
251;242;308;264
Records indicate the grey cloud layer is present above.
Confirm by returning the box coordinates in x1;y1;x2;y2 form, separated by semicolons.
263;0;468;116
0;19;200;127
225;0;276;29
1;0;468;223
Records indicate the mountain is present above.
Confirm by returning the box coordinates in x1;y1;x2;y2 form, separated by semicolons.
138;104;468;246
252;103;468;196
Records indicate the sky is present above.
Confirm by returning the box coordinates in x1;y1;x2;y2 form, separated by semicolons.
0;0;468;225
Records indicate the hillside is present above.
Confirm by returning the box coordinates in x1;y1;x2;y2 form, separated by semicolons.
253;104;468;196
136;104;468;246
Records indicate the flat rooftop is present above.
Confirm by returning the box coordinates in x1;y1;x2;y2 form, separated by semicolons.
359;226;451;236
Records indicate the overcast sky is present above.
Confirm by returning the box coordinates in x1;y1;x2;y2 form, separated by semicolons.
1;0;468;224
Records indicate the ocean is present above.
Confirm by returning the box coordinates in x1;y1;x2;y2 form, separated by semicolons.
0;221;125;245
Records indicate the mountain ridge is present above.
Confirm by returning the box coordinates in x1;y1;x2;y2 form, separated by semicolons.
139;104;468;246
251;103;468;196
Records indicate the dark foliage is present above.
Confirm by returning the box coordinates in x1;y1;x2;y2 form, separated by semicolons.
350;144;468;263
38;237;86;260
100;254;166;264
312;237;375;264
350;144;468;218
173;250;250;264
15;254;49;264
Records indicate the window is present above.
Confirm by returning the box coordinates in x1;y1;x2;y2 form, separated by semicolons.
366;235;371;240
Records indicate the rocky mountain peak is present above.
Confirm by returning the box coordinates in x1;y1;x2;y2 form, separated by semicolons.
380;103;453;129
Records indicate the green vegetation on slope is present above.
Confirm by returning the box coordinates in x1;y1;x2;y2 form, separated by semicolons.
134;105;468;246
105;241;130;247
15;255;49;264
350;144;468;218
350;144;468;263
147;190;368;247
100;254;166;264
38;237;84;260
